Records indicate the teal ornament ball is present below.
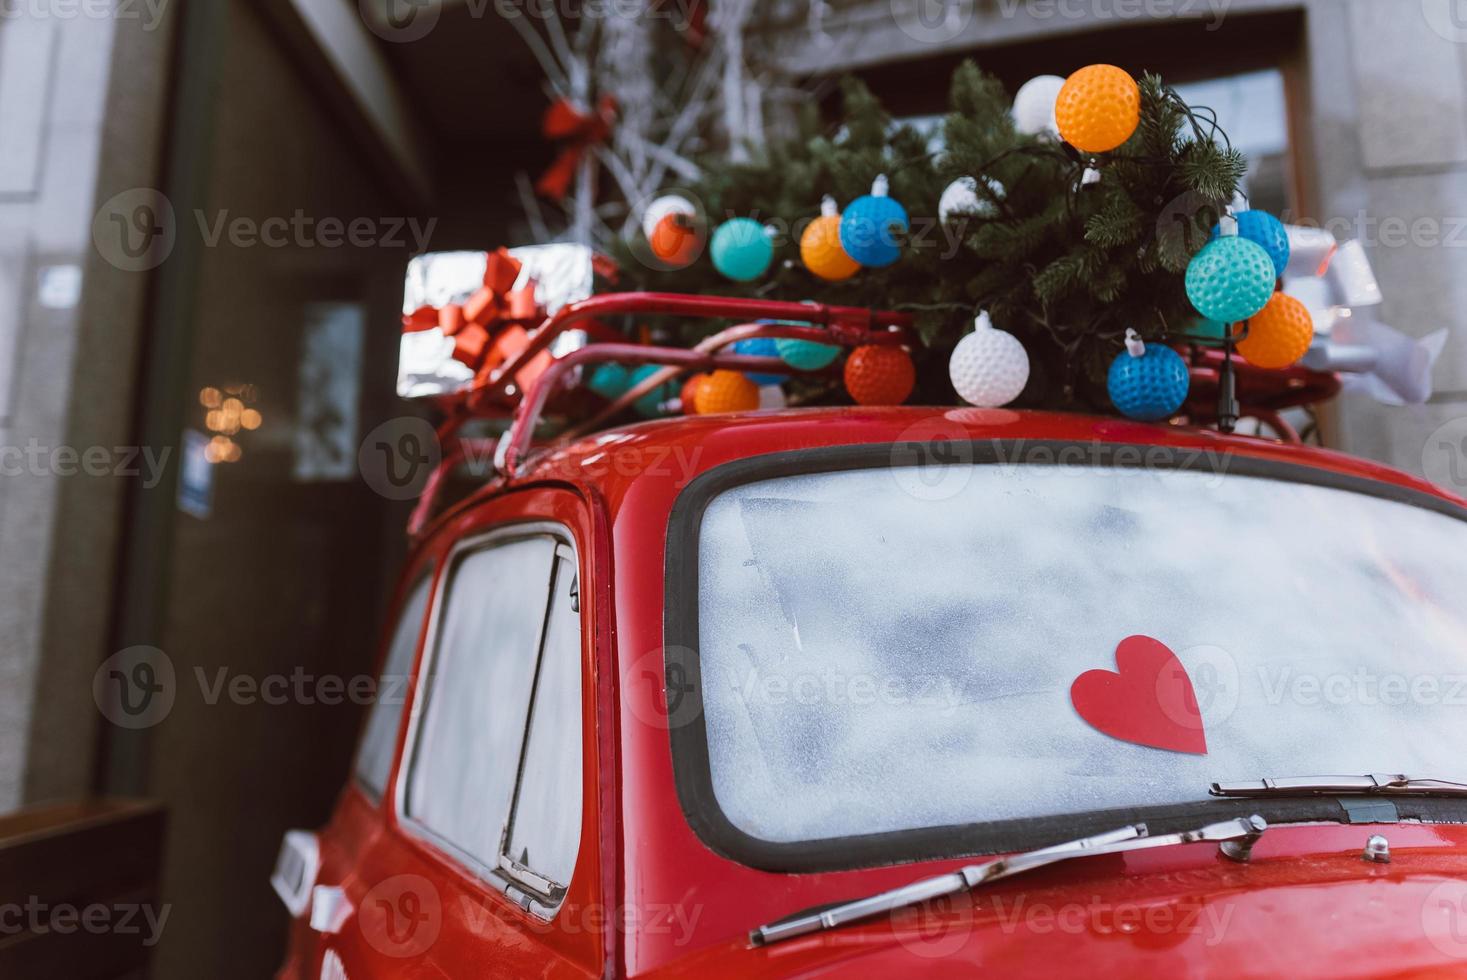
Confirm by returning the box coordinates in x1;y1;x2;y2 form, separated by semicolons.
1191;317;1230;341
1212;210;1290;279
588;363;632;400
732;336;789;385
1185;236;1276;324
710;218;774;282
775;323;841;371
630;365;676;418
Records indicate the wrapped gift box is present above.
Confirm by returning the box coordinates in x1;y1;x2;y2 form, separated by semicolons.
397;243;610;400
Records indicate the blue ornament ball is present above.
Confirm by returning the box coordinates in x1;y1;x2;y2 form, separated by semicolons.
1185;236;1276;324
733;336;789;386
1212;210;1290;279
588;363;632;400
710;218;774;282
839;191;908;268
1108;341;1190;421
630;365;676;418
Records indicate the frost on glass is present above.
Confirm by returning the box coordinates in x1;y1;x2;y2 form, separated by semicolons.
354;576;432;797
696;464;1467;844
408;536;556;868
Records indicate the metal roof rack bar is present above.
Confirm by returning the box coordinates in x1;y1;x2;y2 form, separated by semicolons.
499;343;804;477
405;436;497;539
409;292;914;539
559;318;909;443
465;291;913;412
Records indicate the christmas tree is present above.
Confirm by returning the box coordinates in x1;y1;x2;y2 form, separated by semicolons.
617;60;1248;413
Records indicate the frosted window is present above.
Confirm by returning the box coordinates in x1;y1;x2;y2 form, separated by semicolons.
696;464;1467;844
407;536;556;870
354;576;432;798
504;549;583;906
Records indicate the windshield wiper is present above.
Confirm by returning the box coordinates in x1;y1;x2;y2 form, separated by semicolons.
748;814;1267;948
1212;773;1467;798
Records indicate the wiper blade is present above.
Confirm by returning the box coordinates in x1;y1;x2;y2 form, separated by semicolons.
748;814;1266;948
1212;773;1467;798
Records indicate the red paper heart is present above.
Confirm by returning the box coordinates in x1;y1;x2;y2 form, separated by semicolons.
1070;635;1207;755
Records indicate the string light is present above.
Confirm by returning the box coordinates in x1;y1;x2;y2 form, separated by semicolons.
1108;329;1189;421
844;345;915;405
1055;65;1141;153
839;175;908;268
710;218;774;281
1185;217;1276;324
949;312;1029;408
198;384;261;462
800;196;860;281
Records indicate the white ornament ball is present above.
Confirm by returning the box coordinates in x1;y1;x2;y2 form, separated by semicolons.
1012;74;1065;137
939;176;1004;223
641;194;696;239
949;312;1030;408
758;384;787;410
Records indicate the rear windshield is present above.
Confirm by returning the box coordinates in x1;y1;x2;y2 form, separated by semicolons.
687;457;1467;849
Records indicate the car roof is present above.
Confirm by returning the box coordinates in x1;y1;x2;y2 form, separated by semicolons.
481;405;1467;520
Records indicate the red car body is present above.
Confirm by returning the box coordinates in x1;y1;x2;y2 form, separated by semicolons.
276;406;1467;979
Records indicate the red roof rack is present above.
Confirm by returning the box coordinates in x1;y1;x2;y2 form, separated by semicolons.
1183;346;1340;443
407;292;914;538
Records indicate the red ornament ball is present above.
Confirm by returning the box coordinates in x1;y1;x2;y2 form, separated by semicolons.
649;212;704;267
680;373;707;414
844;345;915;405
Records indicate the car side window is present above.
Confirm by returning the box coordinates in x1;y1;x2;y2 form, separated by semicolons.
500;545;582;911
403;530;584;915
353;575;432;799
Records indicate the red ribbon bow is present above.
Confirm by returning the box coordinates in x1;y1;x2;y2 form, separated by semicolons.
401;247;542;373
535;95;617;202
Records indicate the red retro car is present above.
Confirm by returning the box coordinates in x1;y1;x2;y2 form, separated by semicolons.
275;294;1467;978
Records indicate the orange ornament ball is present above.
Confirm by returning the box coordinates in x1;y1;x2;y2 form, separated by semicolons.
1054;64;1141;153
1236;291;1314;369
649;212;704;267
801;214;860;282
695;370;760;414
680;373;707;415
844;345;915;406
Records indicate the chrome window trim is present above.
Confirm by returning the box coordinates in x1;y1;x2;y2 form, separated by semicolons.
392;520;581;918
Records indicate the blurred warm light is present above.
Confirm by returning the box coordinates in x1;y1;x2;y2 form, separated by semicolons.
217;399;244;434
200;383;260;460
205;435;243;464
